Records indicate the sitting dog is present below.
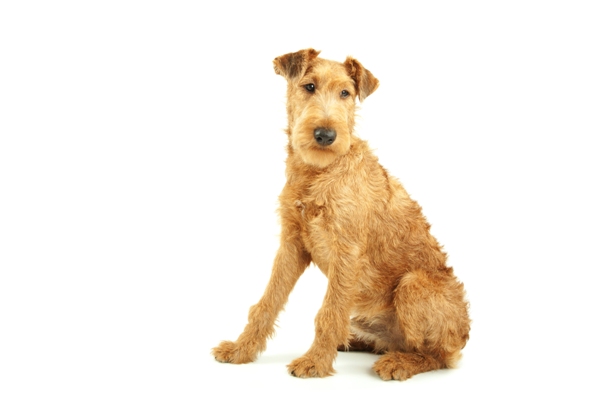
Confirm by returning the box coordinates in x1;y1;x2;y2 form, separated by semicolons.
212;49;470;380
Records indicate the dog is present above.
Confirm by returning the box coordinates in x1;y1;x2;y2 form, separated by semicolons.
212;49;470;380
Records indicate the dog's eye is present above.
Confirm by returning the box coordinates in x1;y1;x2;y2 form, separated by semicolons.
340;90;350;98
304;83;315;93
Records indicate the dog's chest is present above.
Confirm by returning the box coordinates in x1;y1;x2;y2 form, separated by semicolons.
293;195;328;247
287;179;358;268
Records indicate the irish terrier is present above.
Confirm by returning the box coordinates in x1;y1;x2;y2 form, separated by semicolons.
212;49;470;380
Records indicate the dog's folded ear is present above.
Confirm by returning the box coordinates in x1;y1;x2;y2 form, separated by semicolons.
344;57;380;102
274;48;320;81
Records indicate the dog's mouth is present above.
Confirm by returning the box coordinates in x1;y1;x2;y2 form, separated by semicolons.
292;134;350;168
290;121;351;167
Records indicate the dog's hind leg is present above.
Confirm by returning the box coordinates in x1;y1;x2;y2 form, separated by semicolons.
373;268;470;380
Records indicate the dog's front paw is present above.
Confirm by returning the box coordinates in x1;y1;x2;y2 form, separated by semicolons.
212;340;256;364
287;355;335;378
372;353;413;381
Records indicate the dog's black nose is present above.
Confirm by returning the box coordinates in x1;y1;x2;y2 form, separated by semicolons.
314;128;336;146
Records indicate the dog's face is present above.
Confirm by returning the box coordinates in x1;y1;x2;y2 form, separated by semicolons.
274;49;379;168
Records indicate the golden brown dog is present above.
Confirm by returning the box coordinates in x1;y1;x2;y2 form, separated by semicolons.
212;49;470;380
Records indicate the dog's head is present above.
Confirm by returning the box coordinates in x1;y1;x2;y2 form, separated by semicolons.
274;49;379;168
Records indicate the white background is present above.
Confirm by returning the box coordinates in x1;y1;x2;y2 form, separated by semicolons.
1;1;606;399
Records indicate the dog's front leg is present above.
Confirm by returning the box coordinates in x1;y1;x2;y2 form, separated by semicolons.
212;238;310;364
288;250;359;378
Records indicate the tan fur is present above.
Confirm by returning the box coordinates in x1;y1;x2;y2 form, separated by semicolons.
212;49;470;380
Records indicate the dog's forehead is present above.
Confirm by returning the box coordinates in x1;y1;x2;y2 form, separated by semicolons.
305;59;354;87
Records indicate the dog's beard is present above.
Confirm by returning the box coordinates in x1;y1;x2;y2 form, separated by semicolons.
291;120;351;168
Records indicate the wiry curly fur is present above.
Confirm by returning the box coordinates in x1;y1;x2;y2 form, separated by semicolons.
212;49;470;380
